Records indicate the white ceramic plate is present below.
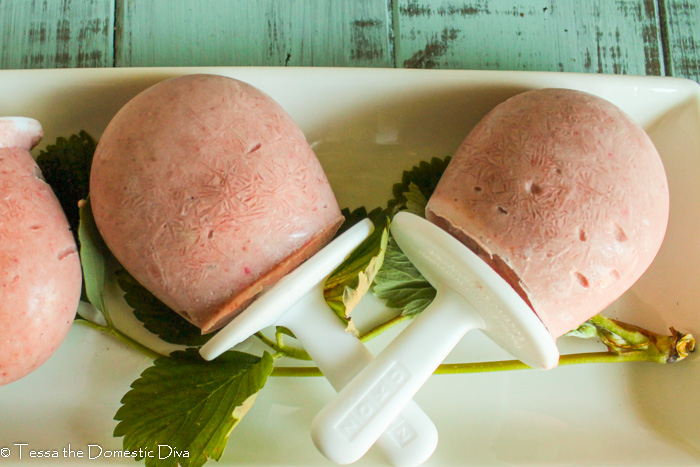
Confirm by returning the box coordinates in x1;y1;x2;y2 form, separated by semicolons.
1;68;699;466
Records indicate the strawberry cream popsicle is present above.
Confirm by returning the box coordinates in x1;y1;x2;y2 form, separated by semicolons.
426;88;670;337
0;117;83;386
312;88;670;464
90;74;439;466
90;74;344;332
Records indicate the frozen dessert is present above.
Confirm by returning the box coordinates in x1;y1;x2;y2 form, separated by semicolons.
90;74;344;333
0;117;82;385
426;88;669;337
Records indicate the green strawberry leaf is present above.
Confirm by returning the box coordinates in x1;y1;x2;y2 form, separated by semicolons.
336;206;375;236
372;237;436;316
387;155;451;216
78;197;113;313
116;268;213;346
372;157;452;316
114;348;274;467
35;131;96;243
403;182;429;217
323;209;389;333
275;326;296;339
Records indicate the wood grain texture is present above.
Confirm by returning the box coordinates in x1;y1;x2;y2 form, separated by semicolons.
394;0;664;76
0;0;114;69
114;0;393;67
2;0;698;84
661;0;700;81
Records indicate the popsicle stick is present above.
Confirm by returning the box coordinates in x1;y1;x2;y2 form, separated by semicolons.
280;285;438;466
200;219;438;466
200;220;374;360
311;212;559;463
312;287;478;465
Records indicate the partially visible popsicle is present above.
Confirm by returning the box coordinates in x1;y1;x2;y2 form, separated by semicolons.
312;88;670;464
0;117;83;386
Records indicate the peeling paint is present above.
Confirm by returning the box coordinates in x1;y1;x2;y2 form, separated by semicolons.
54;51;71;66
665;0;700;81
615;0;663;74
642;23;662;75
679;55;700;72
595;29;604;73
642;0;657;19
584;49;592;69
266;17;280;58
56;19;71;42
615;0;643;19
400;2;432;17
21;53;45;68
403;28;460;69
612;28;623;74
353;19;382;27
28;24;48;43
437;4;490;16
2;0;114;69
3;0;698;84
76;48;104;67
78;18;107;41
350;18;385;61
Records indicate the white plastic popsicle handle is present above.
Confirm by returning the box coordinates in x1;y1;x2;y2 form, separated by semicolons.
311;287;479;464
280;287;438;466
0;116;43;149
200;220;375;360
201;219;438;466
311;212;560;463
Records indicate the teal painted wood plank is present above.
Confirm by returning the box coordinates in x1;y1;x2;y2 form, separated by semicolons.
394;0;664;75
115;0;393;67
662;0;700;81
0;0;114;69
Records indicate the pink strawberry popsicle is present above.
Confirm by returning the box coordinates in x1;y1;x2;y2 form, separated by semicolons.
426;88;670;337
92;75;440;466
0;117;83;386
90;74;344;333
310;89;669;462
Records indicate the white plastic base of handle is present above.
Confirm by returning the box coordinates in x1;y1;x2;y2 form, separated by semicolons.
311;212;559;464
0;116;43;149
281;286;438;466
200;220;375;359
200;219;438;466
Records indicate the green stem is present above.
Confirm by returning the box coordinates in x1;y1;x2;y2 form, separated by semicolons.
254;331;312;361
254;331;277;350
589;314;649;347
270;350;664;378
253;312;412;361
435;351;655;374
271;366;323;377
74;318;162;360
359;314;412;343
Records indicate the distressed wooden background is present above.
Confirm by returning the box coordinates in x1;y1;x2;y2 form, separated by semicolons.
0;0;699;82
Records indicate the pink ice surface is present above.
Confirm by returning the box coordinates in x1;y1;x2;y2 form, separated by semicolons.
91;74;343;333
427;89;669;337
0;118;82;386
